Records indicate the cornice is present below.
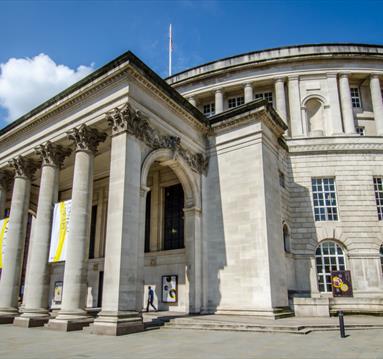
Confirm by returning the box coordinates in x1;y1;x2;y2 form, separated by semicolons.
126;67;208;134
211;108;284;139
168;44;383;87
288;140;383;155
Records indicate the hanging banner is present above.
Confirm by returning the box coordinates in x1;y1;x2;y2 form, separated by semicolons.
48;200;72;263
0;217;9;273
162;275;178;303
331;270;353;297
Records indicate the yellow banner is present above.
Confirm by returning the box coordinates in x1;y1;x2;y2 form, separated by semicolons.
48;200;71;262
0;218;9;269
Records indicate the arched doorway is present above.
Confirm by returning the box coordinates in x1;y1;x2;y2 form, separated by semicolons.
140;149;202;314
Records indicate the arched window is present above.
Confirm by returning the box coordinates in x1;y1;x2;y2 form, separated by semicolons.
315;241;345;293
283;224;290;253
380;245;383;275
306;98;325;136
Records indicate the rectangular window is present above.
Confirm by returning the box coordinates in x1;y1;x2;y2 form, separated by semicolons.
373;177;383;220
255;91;273;104
312;178;338;221
356;126;365;136
228;96;244;109
89;205;98;259
203;103;215;117
164;184;184;250
350;87;361;108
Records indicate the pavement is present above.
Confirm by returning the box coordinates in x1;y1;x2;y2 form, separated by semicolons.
0;320;383;359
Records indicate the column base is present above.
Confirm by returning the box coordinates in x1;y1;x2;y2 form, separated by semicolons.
14;316;49;328
0;307;19;324
91;311;144;336
46;310;93;331
46;317;93;332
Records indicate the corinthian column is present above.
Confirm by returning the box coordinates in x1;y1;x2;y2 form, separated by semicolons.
288;76;303;137
244;83;254;104
370;74;383;135
14;143;71;328
0;156;39;323
274;78;287;123
47;125;106;331
92;104;144;336
215;89;224;114
339;73;356;134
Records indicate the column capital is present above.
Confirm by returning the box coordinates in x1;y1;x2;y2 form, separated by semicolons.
275;77;285;83
326;73;338;79
0;170;13;190
370;73;381;80
35;141;72;168
339;72;351;79
243;82;253;89
8;156;39;180
288;75;299;81
215;88;223;94
67;124;106;153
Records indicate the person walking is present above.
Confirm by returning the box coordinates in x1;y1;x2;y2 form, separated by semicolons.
146;286;157;312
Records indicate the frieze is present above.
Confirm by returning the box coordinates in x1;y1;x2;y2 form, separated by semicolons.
67;124;107;153
35;141;72;167
106;102;208;174
8;156;40;180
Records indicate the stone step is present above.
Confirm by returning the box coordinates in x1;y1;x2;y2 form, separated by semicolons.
163;320;383;335
163;321;307;334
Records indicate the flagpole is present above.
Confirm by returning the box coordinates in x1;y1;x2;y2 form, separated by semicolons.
169;24;172;77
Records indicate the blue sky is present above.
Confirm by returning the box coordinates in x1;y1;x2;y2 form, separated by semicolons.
1;0;383;128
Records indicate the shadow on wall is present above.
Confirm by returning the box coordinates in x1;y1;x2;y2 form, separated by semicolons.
202;137;227;313
286;155;320;300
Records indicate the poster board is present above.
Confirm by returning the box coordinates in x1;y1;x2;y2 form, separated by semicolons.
331;270;353;297
54;281;63;303
48;200;72;262
0;217;9;275
162;275;178;303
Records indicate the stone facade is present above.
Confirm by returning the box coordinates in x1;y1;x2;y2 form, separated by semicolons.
0;44;383;333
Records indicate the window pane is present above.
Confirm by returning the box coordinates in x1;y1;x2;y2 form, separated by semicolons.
316;241;346;293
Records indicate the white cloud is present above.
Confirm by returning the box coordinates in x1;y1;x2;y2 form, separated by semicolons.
0;54;94;122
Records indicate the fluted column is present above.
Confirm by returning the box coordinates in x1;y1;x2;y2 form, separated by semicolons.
370;74;383;135
93;105;144;336
244;83;254;104
47;125;106;331
274;78;287;123
215;89;224;114
288;76;303;137
339;73;356;134
14;143;71;328
0;157;39;323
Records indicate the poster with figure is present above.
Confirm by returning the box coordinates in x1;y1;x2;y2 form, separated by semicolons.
54;281;63;303
48;200;72;262
331;270;353;297
162;275;177;303
0;217;9;276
